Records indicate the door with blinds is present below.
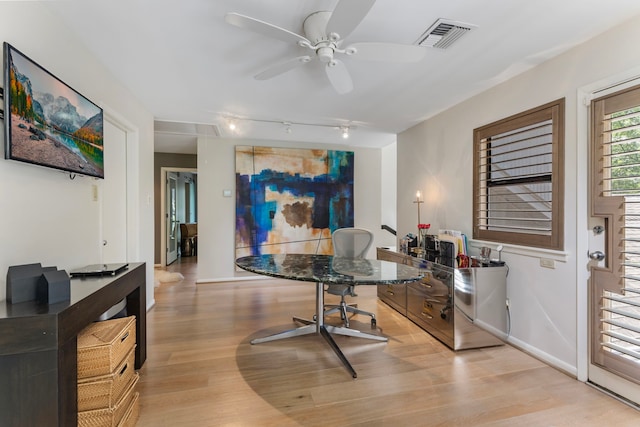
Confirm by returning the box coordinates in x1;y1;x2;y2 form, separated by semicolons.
589;83;640;404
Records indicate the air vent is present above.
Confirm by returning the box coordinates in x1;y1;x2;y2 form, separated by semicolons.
415;19;476;49
154;120;220;137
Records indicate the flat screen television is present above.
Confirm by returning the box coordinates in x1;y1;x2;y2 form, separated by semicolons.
3;43;104;178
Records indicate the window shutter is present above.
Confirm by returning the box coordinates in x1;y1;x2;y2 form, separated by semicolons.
473;99;564;250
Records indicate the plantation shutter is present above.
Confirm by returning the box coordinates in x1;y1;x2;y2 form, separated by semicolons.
590;84;640;382
473;99;564;250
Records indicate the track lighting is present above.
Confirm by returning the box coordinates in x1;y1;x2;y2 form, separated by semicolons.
221;115;353;140
341;126;350;139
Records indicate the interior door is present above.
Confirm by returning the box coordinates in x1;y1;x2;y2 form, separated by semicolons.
166;172;178;265
101;120;128;263
588;84;640;404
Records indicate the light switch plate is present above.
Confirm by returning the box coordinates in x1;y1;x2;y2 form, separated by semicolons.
223;189;232;197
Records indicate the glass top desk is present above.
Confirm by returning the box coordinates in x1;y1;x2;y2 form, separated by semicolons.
235;254;423;378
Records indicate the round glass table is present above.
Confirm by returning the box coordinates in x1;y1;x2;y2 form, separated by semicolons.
236;253;423;378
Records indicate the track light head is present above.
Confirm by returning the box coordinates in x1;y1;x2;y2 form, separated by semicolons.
341;126;350;139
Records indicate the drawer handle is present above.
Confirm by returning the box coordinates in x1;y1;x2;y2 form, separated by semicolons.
120;331;130;342
119;363;128;376
386;290;395;295
421;311;433;319
421;283;433;288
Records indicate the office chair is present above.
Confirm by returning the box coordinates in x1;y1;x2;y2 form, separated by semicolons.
324;227;377;328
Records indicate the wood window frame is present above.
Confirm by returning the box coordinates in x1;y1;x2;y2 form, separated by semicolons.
473;99;565;250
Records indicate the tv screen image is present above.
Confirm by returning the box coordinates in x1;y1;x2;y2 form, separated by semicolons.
3;43;104;178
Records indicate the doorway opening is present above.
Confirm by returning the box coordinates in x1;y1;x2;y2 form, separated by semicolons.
160;167;197;266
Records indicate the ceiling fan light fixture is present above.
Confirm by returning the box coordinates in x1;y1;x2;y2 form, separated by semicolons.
317;46;334;63
226;0;426;95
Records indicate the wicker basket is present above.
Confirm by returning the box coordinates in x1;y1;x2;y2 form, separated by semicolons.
78;373;138;427
116;391;140;427
78;316;136;379
78;346;136;411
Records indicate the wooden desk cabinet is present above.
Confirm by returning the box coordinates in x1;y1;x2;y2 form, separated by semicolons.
0;263;147;427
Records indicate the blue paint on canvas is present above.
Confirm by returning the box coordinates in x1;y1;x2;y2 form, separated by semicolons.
235;147;354;256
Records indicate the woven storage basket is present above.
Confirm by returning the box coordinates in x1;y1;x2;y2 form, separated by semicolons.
78;372;138;427
116;391;139;427
78;346;136;411
78;316;136;379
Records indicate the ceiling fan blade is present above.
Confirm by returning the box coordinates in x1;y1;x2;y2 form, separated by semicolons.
326;0;376;40
225;12;310;45
347;42;426;62
254;56;312;80
325;60;353;94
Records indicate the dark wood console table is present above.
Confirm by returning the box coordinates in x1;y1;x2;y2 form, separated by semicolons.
0;262;147;427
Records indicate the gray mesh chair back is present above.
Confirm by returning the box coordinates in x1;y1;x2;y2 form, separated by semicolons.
325;228;377;328
332;228;374;259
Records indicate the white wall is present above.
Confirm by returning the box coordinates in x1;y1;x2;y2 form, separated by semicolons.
0;2;155;306
380;142;398;247
197;137;386;281
397;14;640;376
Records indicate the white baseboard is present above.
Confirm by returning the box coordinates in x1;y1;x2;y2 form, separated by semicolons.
507;335;578;378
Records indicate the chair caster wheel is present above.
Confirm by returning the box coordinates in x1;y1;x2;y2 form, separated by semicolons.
371;318;376;328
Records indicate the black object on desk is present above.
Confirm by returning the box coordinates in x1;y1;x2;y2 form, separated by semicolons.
69;262;129;277
37;269;71;304
235;254;423;378
0;262;146;427
6;263;57;303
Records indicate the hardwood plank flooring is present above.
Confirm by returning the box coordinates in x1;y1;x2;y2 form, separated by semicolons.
138;257;640;426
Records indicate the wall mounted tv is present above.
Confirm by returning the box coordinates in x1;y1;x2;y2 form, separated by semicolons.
3;43;104;178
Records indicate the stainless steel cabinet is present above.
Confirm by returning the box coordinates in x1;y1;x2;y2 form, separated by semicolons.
377;247;505;350
376;248;411;315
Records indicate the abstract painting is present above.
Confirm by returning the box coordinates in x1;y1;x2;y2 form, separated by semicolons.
235;145;354;257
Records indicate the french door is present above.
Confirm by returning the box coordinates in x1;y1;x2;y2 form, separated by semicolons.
588;83;640;404
166;172;178;265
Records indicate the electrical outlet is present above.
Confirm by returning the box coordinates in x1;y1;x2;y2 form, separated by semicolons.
540;258;555;269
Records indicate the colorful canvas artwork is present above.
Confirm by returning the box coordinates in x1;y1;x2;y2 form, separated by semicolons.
235;146;354;257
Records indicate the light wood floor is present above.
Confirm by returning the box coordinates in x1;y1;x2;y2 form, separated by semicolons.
138;257;640;426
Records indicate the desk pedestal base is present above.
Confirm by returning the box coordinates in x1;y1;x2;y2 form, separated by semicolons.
250;282;387;378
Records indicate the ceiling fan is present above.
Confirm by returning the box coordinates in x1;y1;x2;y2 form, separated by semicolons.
225;0;425;94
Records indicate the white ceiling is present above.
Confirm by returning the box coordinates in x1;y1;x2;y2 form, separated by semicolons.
45;0;640;154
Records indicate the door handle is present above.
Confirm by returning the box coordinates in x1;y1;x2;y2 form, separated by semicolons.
589;251;605;261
